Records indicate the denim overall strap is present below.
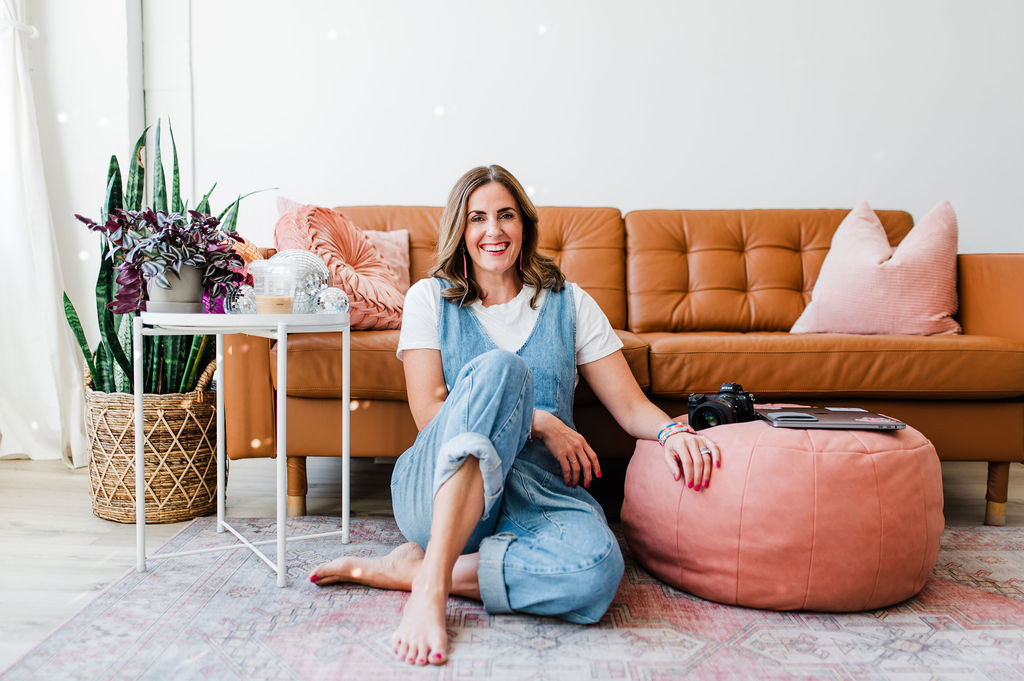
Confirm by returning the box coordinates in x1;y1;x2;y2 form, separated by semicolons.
437;278;577;429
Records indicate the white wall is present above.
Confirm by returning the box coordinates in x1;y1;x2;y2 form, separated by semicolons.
178;0;1024;253
31;0;143;345
35;0;1024;335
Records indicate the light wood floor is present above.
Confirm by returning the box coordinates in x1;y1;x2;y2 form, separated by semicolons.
0;456;1020;671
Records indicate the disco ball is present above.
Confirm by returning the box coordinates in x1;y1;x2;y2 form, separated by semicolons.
268;250;331;313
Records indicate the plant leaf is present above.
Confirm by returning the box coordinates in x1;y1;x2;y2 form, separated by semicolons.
168;118;184;214
153;119;168;213
218;195;240;232
95;239;133;391
94;345;113;392
103;156;123;219
63;292;98;379
178;335;209;392
195;182;217;215
125;126;150;211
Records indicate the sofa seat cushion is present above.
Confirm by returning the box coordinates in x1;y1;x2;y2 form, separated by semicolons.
639;332;1024;399
271;330;406;400
271;329;651;402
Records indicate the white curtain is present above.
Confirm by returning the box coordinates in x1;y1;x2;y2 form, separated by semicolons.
0;0;87;465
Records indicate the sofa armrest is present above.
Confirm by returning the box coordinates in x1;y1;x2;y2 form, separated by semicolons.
224;333;276;459
958;254;1024;341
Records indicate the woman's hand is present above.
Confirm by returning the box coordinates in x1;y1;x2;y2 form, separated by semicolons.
532;410;601;488
663;431;721;491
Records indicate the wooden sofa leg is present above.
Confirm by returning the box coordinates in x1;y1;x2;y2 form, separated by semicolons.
287;456;308;517
985;461;1009;527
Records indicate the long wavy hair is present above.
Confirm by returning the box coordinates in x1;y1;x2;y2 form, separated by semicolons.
431;165;565;307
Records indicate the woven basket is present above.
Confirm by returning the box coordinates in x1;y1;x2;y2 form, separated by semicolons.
85;361;219;523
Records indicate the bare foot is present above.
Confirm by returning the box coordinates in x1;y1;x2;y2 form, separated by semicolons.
310;542;424;590
391;573;450;665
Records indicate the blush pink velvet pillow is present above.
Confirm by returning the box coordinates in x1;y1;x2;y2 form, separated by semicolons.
276;196;410;293
791;201;961;335
275;205;404;330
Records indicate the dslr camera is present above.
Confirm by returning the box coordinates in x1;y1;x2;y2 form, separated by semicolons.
687;382;756;430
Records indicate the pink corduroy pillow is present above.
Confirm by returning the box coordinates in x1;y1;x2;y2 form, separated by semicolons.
275;205;404;330
363;228;411;294
791;201;961;335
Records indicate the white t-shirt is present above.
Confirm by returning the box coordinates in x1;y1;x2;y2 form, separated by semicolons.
397;278;623;366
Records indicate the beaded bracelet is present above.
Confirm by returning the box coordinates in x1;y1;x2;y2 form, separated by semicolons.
657;421;695;446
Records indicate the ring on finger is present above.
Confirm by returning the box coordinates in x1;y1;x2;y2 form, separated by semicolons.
699;446;712;455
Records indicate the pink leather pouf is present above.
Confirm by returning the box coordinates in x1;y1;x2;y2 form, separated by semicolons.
622;419;944;611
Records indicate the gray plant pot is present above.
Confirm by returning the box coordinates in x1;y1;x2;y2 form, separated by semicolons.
146;265;205;313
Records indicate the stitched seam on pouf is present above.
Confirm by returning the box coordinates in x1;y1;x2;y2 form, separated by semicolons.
735;427;763;605
802;435;818;610
912;442;933;591
856;428;888;606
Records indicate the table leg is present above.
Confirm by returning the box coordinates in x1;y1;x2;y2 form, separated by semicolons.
276;323;287;587
342;326;350;544
216;333;225;533
134;317;146;572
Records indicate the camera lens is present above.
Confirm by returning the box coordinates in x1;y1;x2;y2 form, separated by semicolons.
691;406;723;430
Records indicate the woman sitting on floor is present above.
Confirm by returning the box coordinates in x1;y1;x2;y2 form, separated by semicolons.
310;164;721;666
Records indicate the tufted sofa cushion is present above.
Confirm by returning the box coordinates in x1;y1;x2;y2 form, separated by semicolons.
625;209;915;333
535;207;627;330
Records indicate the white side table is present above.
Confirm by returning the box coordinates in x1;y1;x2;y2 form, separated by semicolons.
133;312;351;587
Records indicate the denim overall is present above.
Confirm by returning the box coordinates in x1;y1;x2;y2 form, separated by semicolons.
391;279;624;624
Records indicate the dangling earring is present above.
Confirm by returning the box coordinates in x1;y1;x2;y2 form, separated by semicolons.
519;248;524;271
462;249;468;279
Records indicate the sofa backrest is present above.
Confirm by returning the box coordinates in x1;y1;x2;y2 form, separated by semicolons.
337;205;628;329
624;209;915;333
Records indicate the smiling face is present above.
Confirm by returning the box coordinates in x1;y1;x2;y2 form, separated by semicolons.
463;181;524;285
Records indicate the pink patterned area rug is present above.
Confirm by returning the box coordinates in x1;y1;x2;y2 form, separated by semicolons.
4;518;1024;681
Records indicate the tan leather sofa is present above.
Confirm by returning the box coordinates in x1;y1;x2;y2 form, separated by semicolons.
224;206;1024;525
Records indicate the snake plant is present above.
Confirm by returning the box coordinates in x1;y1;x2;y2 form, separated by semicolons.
64;119;249;394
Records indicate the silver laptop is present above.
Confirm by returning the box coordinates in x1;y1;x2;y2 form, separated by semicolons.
755;406;906;431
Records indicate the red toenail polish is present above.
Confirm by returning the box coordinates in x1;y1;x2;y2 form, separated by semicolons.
310;575;319;583
433;654;443;660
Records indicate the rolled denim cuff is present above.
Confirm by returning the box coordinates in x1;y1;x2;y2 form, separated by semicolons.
477;531;516;614
434;432;503;521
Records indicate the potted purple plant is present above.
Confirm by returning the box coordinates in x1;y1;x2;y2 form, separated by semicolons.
74;208;245;314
